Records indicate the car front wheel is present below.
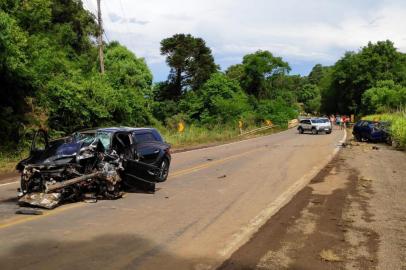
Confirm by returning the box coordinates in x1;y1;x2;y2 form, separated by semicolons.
156;158;170;182
298;127;304;134
354;134;362;141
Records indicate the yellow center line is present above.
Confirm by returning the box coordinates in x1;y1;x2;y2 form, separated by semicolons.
0;146;265;230
170;147;262;178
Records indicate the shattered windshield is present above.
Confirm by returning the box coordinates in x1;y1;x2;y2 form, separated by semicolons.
95;131;112;150
72;132;95;143
71;131;112;150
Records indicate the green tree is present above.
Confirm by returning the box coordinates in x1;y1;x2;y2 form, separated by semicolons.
329;40;406;114
308;64;325;85
104;42;153;97
362;80;406;113
180;73;251;125
225;64;244;84
160;34;218;99
240;50;291;98
0;10;32;144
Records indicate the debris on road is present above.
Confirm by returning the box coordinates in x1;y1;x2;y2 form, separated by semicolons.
218;174;227;179
15;209;43;215
319;249;342;262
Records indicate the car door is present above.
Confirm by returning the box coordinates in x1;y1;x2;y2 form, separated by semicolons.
133;131;161;164
304;120;311;130
360;121;371;139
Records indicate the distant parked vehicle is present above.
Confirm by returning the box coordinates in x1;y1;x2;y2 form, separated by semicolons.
352;120;391;142
298;118;332;135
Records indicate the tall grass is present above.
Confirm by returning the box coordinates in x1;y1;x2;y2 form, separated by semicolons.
0;150;28;174
363;110;406;148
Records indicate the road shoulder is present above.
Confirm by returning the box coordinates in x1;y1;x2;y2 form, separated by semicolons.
219;136;406;270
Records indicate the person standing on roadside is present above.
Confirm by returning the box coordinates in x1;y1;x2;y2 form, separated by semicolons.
336;115;341;129
342;115;347;129
330;115;335;127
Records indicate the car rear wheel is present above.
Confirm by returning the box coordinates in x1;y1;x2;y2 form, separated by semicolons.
312;128;318;135
298;127;304;134
156;158;169;182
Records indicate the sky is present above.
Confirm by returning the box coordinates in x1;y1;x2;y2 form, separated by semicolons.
83;0;406;82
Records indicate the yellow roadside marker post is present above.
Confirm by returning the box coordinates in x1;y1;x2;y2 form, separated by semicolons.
238;120;243;135
178;122;185;133
265;120;272;127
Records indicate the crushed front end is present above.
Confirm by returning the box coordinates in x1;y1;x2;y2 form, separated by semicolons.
17;131;124;209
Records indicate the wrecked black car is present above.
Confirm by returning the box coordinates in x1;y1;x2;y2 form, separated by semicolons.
16;127;171;209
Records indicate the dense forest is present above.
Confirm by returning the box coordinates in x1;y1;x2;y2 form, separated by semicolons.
1;0;406;151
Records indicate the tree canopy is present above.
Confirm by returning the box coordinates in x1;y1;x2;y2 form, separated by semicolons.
160;33;218;99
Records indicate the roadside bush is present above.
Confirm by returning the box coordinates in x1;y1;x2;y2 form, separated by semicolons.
181;73;252;125
257;98;298;127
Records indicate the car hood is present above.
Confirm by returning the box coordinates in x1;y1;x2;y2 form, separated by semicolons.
25;141;84;167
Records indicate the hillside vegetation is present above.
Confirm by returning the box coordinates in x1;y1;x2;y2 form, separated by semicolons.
1;0;406;157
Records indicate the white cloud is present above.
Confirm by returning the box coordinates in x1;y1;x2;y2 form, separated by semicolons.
84;0;406;79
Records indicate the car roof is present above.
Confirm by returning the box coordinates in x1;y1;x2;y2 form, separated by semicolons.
96;127;157;133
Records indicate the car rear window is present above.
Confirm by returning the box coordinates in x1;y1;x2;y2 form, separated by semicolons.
311;119;323;123
134;132;157;143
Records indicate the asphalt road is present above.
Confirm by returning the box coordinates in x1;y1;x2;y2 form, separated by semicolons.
0;128;345;270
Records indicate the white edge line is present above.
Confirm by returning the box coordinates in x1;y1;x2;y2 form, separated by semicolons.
215;129;347;266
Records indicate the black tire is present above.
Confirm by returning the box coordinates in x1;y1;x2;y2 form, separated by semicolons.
311;128;318;135
156;158;170;182
354;134;362;142
326;130;331;134
298;127;304;134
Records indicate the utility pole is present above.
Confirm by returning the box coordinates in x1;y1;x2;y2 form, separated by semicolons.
97;0;105;74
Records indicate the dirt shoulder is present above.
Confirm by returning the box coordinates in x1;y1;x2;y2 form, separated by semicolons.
219;134;406;270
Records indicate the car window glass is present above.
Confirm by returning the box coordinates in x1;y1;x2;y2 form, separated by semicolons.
96;132;112;150
135;132;156;143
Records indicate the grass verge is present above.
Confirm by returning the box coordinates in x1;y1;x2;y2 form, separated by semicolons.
160;124;284;149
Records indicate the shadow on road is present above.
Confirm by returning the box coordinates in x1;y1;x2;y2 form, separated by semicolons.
0;233;211;270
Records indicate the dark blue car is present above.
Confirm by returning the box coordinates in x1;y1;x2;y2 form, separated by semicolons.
352;120;390;142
